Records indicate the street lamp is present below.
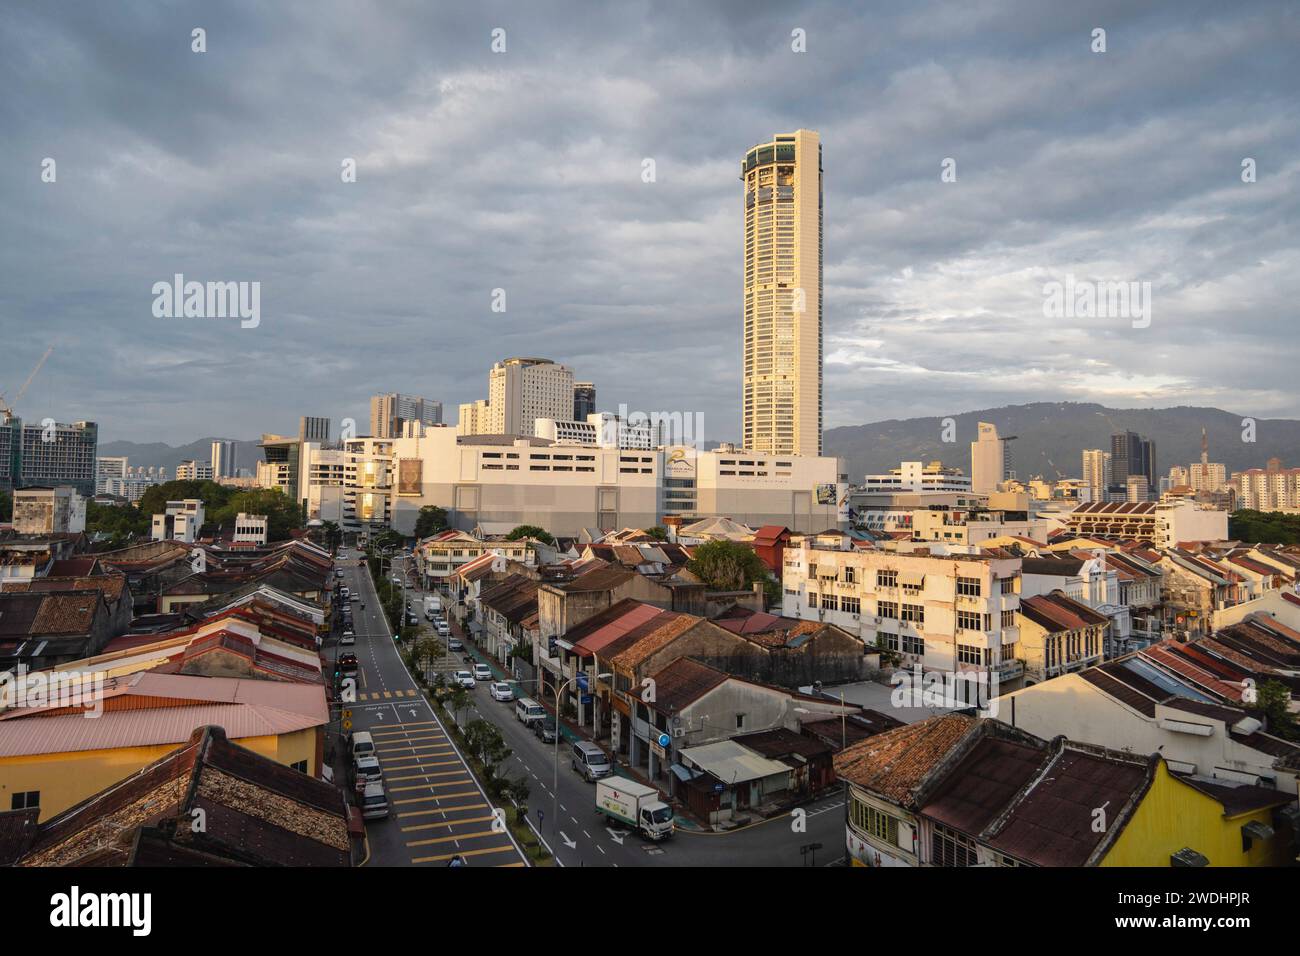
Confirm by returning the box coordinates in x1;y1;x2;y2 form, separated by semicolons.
548;671;612;847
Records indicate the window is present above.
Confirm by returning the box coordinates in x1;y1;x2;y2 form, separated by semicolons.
821;594;839;612
957;610;984;632
957;643;982;665
1000;577;1017;594
844;566;856;584
901;603;924;624
901;633;925;656
878;600;898;619
876;570;897;588
291;760;308;773
841;596;861;615
956;576;982;597
932;823;977;867
735;713;746;730
850;796;899;845
1001;609;1016;629
11;791;39;811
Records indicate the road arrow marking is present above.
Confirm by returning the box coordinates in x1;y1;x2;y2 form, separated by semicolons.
606;827;625;845
560;831;577;849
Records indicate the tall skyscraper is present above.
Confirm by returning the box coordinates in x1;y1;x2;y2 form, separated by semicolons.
96;455;129;495
741;129;823;457
1081;449;1111;501
211;440;237;479
1188;427;1226;493
573;382;596;421
370;394;443;439
0;417;98;497
1110;430;1156;498
970;422;1009;494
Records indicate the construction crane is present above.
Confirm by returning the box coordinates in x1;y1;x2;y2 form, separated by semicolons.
0;345;54;418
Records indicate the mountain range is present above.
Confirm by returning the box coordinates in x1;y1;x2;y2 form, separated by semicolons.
96;437;265;478
823;403;1300;483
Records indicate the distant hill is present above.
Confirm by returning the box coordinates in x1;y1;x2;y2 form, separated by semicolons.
823;403;1300;483
96;437;265;478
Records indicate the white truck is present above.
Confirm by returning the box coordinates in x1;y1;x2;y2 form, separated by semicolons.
595;778;674;841
424;595;442;620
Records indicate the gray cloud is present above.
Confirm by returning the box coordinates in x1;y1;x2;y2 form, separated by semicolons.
1;0;1296;444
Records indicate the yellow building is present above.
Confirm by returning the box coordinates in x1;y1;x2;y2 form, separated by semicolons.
0;671;327;821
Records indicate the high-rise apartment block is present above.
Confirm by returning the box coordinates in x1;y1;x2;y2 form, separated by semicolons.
0;416;98;498
1110;430;1156;498
970;422;1010;494
741;129;823;457
210;440;237;479
176;459;214;481
458;358;574;437
1081;449;1112;502
370;393;443;439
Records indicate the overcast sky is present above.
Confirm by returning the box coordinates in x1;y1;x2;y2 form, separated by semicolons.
2;1;1297;445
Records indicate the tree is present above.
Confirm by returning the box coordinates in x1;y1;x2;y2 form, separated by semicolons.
687;539;779;606
503;776;531;823
445;683;470;726
506;524;555;546
414;506;450;539
1249;679;1299;741
1230;510;1300;546
643;525;669;541
464;719;513;795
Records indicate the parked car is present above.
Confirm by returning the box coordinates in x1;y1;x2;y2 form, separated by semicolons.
338;652;358;674
489;681;513;702
444;633;460;648
360;781;389;820
340;631;355;646
353;754;383;784
473;663;493;682
435;622;451;638
533;715;558;743
571;740;613;782
452;670;476;688
348;731;376;761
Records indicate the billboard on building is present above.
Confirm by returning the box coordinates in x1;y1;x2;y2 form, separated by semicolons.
397;458;423;496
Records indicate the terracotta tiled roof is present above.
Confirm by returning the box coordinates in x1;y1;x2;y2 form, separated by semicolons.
607;613;703;669
833;714;976;804
650;657;729;712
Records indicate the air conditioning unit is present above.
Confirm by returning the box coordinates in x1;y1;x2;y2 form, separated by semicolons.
672;726;685;739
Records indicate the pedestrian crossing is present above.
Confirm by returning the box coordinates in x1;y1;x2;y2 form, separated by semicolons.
356;689;420;700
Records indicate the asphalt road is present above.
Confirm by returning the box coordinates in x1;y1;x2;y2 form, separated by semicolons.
335;549;528;868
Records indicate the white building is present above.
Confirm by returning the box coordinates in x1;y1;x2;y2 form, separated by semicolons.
176;459;214;481
459;357;575;438
151;499;205;543
387;428;843;537
370;393;442;439
534;413;665;450
95;456;129;496
970;422;1009;495
781;539;1026;695
860;461;971;494
1082;449;1111;502
1063;499;1229;548
210;440;237;479
232;512;269;545
11;486;86;534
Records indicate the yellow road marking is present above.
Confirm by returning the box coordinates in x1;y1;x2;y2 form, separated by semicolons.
387;770;470;782
401;813;496;833
406;829;499;848
392;789;479;805
411;845;518;864
397;799;486;817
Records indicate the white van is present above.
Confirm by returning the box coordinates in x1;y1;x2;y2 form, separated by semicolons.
349;730;376;761
572;740;613;782
515;698;546;725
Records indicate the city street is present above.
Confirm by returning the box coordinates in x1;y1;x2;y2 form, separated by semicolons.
389;554;848;868
335;549;528;868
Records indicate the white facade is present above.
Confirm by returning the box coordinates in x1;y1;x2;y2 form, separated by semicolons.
176;459;214;481
12;486;86;534
95;456;129;495
781;541;1025;691
1082;449;1111;501
970;422;1008;495
210;440;237;479
533;413;664;450
861;461;971;494
232;512;269;545
459;358;575;437
151;499;205;543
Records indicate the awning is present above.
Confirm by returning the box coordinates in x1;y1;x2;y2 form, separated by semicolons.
898;570;925;587
678;740;791;784
670;763;700;782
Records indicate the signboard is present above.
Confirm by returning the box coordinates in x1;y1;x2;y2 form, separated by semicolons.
657;732;671;748
581;694;593;705
815;483;837;506
397;458;423;496
576;672;589;692
650;739;666;760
